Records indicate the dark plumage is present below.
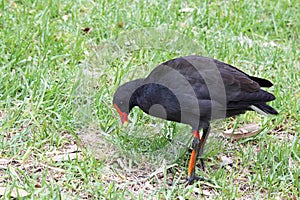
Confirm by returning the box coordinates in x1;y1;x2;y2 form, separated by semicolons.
113;55;278;184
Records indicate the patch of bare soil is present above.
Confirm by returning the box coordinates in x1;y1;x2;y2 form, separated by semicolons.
78;127;183;197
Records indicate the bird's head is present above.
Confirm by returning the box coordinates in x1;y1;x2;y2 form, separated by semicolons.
113;79;144;126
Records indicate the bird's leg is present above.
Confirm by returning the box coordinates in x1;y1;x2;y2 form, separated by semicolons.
198;125;211;171
186;125;211;185
186;130;201;184
199;158;205;171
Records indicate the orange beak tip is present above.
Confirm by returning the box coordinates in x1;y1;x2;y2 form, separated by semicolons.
122;120;129;127
121;113;129;126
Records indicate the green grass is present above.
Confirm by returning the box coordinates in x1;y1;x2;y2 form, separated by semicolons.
0;0;299;199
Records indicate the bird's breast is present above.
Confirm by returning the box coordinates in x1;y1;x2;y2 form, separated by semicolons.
135;83;182;122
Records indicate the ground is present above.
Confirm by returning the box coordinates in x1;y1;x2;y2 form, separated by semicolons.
0;0;299;199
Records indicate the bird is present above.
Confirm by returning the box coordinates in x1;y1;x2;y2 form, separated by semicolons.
113;55;278;184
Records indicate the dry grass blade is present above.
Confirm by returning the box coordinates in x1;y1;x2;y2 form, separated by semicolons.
221;155;234;167
148;163;177;179
51;152;81;162
223;123;260;140
0;186;30;198
0;159;13;170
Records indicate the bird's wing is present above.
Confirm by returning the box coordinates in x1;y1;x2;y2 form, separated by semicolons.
145;55;274;104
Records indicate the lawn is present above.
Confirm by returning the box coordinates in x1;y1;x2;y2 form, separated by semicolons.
0;0;299;199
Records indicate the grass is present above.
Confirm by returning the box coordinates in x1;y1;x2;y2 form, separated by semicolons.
0;0;299;199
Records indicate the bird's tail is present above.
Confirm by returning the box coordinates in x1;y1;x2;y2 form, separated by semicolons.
250;103;278;116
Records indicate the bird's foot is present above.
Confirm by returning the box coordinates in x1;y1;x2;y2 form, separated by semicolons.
185;174;213;186
185;175;205;186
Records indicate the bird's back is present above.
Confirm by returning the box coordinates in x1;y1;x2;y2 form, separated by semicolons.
133;55;277;129
145;55;275;103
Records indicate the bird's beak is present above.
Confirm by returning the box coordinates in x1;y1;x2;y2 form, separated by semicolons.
113;103;129;126
120;112;128;127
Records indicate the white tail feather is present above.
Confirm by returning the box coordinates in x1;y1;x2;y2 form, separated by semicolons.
250;105;269;116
